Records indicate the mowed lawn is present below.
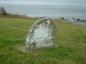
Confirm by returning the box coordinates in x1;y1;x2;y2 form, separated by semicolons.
0;17;86;64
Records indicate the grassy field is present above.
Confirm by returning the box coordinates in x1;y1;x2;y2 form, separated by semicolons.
0;17;86;64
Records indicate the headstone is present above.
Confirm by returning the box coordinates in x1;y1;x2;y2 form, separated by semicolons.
25;18;54;49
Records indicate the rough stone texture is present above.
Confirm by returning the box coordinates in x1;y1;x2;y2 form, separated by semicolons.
25;18;54;49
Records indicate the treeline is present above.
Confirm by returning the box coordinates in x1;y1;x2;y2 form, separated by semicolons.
0;7;31;19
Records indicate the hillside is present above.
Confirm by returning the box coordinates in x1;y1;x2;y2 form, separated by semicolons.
0;17;86;64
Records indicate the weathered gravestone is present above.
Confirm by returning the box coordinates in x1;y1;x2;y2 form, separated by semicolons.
18;18;56;52
25;18;55;49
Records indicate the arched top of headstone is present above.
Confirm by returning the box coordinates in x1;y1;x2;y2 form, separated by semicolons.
29;18;54;34
32;18;53;27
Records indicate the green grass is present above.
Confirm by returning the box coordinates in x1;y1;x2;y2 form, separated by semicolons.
0;17;86;64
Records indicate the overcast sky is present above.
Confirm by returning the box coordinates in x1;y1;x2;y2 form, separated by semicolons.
0;0;86;5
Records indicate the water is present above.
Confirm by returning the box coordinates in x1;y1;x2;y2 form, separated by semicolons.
2;0;86;19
